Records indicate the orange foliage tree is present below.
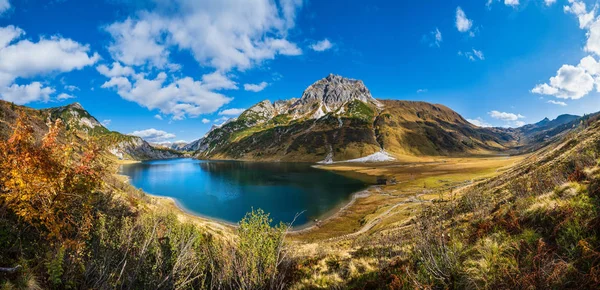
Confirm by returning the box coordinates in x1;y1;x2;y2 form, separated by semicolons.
0;112;105;251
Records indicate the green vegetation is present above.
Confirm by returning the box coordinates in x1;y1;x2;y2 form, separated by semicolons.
0;114;292;289
345;100;375;123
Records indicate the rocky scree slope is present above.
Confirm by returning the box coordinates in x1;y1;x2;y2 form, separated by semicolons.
191;74;519;162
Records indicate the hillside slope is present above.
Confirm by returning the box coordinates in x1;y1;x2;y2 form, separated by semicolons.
0;101;179;161
192;74;519;162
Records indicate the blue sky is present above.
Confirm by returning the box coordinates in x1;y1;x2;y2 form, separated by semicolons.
0;0;599;143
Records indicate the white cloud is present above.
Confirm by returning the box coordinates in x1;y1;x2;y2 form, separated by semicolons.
101;70;232;120
0;25;98;104
101;119;111;126
201;71;238;91
129;128;176;143
504;0;519;7
514;121;526;127
1;82;55;105
0;0;10;15
0;30;99;82
458;49;485;61
548;100;567;106
537;1;600;101
105;0;304;71
97;62;135;78
64;85;79;92
154;114;163;120
532;60;595;99
564;0;596;29
423;28;442;47
214;116;230;123
218;108;246;116
456;7;473;33
105;16;170;68
417;89;428;93
432;28;442;47
488;110;525;121
467;117;492;127
57;93;75;100
545;0;556;6
202;118;210;124
310;39;333;51
99;0;304;119
244;81;269;92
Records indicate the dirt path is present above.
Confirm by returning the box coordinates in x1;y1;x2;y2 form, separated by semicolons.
324;180;476;242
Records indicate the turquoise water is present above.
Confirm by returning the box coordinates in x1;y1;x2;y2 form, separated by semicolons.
120;158;369;226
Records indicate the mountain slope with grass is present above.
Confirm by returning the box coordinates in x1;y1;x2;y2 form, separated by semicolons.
0;100;180;161
303;111;600;289
192;75;520;162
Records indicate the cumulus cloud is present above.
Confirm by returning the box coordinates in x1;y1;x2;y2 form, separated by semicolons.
154;114;163;120
98;63;237;120
467;117;492;127
456;7;473;33
129;128;176;143
99;0;304;119
104;0;304;71
548;100;567;106
202;118;210;124
310;39;333;51
532;56;599;99
218;108;246;116
244;81;268;92
1;82;55;105
534;1;600;101
545;0;557;6
0;25;98;104
504;0;519;7
488;110;525;121
101;70;232;120
564;0;596;29
101;119;111;126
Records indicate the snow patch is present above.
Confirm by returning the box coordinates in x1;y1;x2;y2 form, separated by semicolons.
344;150;395;163
317;150;396;164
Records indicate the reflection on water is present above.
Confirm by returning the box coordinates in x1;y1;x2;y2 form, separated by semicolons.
120;158;368;226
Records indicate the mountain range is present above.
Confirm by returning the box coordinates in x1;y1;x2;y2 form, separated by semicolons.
0;74;591;163
184;74;586;162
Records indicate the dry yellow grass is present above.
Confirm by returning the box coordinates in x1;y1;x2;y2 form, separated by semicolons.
292;155;525;242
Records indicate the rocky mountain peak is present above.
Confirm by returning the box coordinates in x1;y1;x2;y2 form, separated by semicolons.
291;74;381;116
68;102;85;110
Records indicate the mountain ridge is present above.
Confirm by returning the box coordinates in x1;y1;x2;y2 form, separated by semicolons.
190;75;521;162
0;100;180;161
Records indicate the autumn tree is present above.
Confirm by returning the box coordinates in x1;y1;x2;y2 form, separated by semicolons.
0;112;105;251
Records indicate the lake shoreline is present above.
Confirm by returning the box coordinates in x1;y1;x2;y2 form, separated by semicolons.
116;158;375;234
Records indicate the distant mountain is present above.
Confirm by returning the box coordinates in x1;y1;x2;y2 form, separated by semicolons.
0;101;180;161
191;74;520;162
518;114;580;137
